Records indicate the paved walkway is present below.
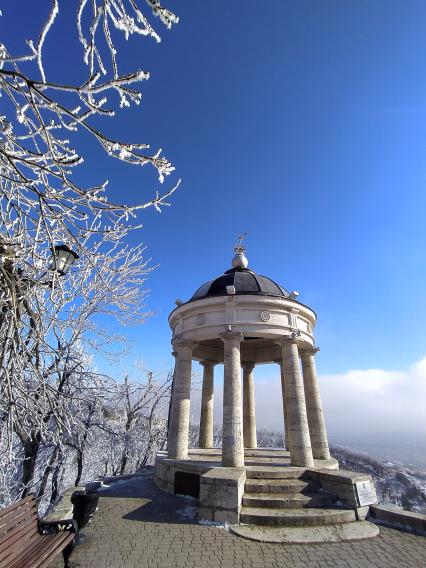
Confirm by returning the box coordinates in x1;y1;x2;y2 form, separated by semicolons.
52;473;426;568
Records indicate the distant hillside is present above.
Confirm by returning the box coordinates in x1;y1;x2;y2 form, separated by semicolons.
255;428;426;513
331;445;426;514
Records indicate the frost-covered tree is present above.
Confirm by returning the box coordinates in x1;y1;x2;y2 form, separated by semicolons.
0;0;180;504
113;369;172;475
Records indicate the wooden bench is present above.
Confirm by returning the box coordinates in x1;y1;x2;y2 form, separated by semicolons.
0;495;77;568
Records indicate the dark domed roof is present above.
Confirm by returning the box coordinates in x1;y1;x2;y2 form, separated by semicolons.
190;267;290;301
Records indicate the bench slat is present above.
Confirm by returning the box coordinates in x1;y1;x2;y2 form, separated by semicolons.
0;497;34;521
0;507;37;536
0;532;43;568
10;532;72;568
33;533;74;568
0;500;37;532
0;496;75;568
0;533;43;568
6;534;57;568
0;512;39;556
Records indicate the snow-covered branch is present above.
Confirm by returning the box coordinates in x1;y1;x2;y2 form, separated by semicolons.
0;0;180;505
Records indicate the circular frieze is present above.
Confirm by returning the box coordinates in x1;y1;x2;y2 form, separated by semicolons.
260;311;271;322
195;314;206;325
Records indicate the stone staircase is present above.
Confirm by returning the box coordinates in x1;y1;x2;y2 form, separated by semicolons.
240;468;356;528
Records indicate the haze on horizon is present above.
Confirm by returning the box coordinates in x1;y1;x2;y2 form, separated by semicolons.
190;355;426;469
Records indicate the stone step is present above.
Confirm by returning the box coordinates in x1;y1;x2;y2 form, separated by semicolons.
243;449;291;458
243;457;291;464
244;478;317;494
230;521;380;543
240;507;356;527
242;492;337;509
245;466;307;480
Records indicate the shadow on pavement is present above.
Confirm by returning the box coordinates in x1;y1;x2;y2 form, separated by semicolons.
96;474;200;525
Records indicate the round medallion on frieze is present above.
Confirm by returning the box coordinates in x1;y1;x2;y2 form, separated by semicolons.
260;311;271;322
195;314;206;325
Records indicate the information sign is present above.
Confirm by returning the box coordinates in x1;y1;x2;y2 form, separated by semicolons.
355;480;377;506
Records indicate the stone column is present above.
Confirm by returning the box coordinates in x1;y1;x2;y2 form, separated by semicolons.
280;338;314;467
220;331;245;467
276;359;289;451
167;340;193;460
242;363;257;448
199;360;215;449
167;351;177;440
301;348;331;460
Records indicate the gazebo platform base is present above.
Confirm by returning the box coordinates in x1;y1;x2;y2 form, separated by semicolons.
155;448;338;490
154;448;379;541
154;448;339;503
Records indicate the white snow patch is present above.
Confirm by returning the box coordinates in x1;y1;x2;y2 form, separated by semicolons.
96;480;124;491
199;519;230;531
179;494;198;501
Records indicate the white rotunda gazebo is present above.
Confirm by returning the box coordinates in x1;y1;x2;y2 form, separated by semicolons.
154;242;379;537
165;242;331;469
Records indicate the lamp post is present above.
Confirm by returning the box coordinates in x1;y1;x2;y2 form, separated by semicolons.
48;245;79;276
1;243;79;283
0;242;79;326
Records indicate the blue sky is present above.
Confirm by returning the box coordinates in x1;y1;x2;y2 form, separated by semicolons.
5;1;426;382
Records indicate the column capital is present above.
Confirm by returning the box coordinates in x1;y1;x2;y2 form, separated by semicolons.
172;338;193;351
219;330;244;343
242;362;255;371
200;359;217;368
275;330;301;347
300;345;320;357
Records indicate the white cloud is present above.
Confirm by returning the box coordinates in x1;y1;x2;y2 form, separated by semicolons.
319;358;426;439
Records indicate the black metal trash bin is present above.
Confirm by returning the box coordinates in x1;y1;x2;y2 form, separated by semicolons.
71;491;99;532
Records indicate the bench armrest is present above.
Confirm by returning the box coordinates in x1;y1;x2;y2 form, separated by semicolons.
39;518;79;535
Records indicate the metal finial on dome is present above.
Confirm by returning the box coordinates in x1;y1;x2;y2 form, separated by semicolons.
232;233;248;268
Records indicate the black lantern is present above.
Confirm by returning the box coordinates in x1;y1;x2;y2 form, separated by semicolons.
49;245;79;276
